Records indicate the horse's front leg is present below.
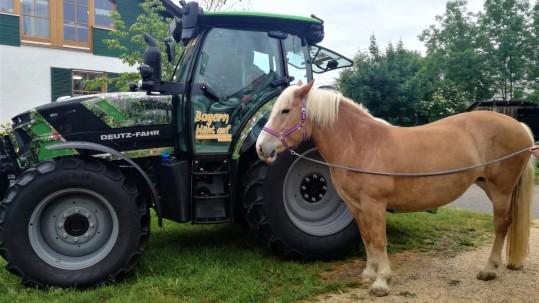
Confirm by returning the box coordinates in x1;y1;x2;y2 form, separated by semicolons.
354;197;392;296
361;242;378;282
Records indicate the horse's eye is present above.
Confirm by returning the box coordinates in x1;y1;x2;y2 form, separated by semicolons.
281;109;290;114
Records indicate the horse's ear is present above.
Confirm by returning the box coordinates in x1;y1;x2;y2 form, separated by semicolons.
297;80;303;86
294;80;315;101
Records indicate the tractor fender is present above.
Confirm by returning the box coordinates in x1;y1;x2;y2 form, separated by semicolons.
46;141;163;227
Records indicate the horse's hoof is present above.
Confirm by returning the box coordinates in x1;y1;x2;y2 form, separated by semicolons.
370;280;390;297
507;263;523;270
477;271;496;281
370;285;390;297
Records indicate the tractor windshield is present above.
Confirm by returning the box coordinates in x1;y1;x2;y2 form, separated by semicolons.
190;28;286;154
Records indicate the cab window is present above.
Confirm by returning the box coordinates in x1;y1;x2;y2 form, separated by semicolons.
191;28;284;153
283;34;309;85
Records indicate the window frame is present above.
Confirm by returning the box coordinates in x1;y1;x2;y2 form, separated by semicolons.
0;0;18;14
18;0;117;49
62;0;91;47
20;0;51;43
72;69;106;97
93;0;115;29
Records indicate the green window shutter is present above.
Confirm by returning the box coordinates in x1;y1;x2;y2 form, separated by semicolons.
93;1;143;57
0;14;20;46
107;72;120;92
92;27;122;57
51;68;73;102
117;0;144;27
116;0;144;52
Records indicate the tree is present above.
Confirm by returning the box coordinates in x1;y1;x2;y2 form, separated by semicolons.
419;0;493;102
84;0;181;92
526;1;539;103
337;36;430;126
87;0;250;92
200;0;251;11
479;0;532;100
417;85;469;122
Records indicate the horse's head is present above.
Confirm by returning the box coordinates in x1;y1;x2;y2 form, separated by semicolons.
256;80;315;163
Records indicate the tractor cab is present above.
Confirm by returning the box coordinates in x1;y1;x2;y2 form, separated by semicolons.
140;2;353;156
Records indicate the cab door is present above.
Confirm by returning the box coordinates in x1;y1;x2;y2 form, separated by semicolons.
188;28;285;154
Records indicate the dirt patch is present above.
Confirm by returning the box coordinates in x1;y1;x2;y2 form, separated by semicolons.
314;221;539;303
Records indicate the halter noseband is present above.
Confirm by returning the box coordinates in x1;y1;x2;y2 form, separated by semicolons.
262;98;307;151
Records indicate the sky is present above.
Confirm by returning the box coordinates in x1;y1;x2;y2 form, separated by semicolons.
221;0;485;86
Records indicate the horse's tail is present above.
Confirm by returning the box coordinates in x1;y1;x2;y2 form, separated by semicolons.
506;123;535;269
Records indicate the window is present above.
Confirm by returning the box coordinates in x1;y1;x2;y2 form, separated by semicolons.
18;1;116;48
283;35;309;85
94;0;114;28
72;70;105;96
191;28;284;153
0;0;14;13
63;0;88;44
21;0;49;39
51;68;115;101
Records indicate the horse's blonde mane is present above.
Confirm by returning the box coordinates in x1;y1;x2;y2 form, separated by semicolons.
273;85;375;128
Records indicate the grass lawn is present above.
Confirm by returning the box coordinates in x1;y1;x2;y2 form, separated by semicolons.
0;208;493;303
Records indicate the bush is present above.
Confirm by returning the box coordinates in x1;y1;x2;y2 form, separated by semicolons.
0;122;11;136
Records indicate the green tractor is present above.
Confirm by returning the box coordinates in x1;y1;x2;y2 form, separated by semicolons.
0;1;357;288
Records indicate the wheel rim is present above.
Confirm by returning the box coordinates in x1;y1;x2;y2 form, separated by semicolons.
28;188;119;270
283;148;354;236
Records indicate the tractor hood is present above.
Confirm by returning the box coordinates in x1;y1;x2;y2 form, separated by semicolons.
10;92;174;168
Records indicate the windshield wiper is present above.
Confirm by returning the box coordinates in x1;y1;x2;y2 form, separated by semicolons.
271;76;295;87
200;84;219;101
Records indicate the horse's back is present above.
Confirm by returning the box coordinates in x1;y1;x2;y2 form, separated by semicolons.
438;111;533;151
390;110;532;152
361;110;533;210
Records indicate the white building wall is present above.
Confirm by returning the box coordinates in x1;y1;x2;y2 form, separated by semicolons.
0;44;136;123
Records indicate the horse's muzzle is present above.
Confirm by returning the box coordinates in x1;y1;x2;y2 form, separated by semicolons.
256;143;277;163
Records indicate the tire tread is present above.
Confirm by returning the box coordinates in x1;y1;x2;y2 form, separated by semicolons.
0;156;150;288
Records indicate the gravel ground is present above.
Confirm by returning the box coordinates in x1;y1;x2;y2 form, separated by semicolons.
313;222;539;303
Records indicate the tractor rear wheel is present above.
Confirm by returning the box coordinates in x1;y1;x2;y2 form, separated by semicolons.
242;142;361;259
0;157;149;288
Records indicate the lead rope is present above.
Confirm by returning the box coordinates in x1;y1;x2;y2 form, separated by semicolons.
289;147;535;177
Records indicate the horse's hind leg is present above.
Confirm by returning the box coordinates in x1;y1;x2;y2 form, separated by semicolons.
477;187;512;281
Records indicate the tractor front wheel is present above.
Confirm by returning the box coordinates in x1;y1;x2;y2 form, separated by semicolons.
243;142;361;259
0;157;149;288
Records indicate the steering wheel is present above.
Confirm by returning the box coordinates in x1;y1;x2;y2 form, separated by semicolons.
202;74;245;107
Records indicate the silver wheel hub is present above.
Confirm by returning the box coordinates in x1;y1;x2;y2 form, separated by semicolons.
283;148;354;236
28;188;119;270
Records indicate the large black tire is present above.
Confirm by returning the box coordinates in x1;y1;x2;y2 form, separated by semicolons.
0;157;150;288
243;142;361;259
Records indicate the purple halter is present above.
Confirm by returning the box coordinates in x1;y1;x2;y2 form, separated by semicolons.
262;98;307;151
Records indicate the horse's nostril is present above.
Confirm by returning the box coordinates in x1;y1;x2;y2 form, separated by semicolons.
270;150;276;158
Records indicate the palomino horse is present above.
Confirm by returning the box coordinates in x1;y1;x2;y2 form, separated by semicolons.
256;80;535;296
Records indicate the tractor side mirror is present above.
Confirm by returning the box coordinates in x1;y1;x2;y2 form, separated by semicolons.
164;37;174;63
169;16;182;43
